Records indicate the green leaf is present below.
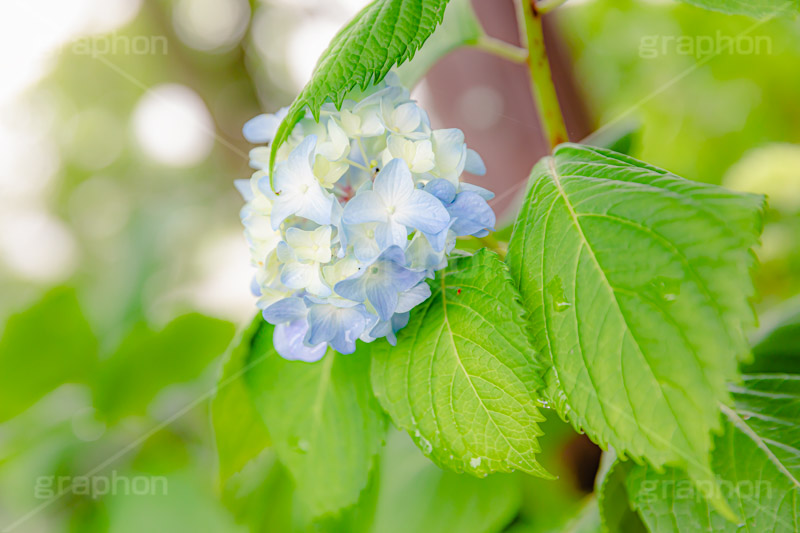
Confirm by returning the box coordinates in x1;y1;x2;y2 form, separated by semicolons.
220;448;307;533
596;457;647;533
394;0;482;88
0;287;97;422
371;249;551;478
744;297;800;374
212;314;272;485
370;429;521;533
269;0;450;176
558;497;603;533
93;313;235;423
625;375;800;532
506;143;764;502
679;0;798;18
244;320;387;519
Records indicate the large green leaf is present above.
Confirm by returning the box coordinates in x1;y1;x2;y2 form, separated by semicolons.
219;448;306;533
371;249;551;478
211;314;271;485
679;0;798;18
244;320;387;519
269;0;450;175
625;375;800;532
370;429;521;533
0;287;97;422
93;313;235;423
506;144;764;500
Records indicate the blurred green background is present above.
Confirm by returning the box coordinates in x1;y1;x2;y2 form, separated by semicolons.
0;0;798;531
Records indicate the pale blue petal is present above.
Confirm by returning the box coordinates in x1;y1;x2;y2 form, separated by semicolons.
273;319;327;362
423;218;455;253
368;318;392;341
286;135;317;176
353;237;380;262
270;190;303;230
334;276;367;302
329;311;367;354
460;182;494;200
342;190;387;225
243;114;280;144
297;184;334;226
306;305;339;346
306;304;367;354
384;261;426;292
377;245;407;266
396;282;431;313
262;297;306;325
250;275;262;297
448;191;496;236
359;313;380;342
465;149;487;175
281;261;315;290
276;241;294;262
234;179;253;201
394;189;450;234
375;219;409;250
373;158;413;204
406;234;446;275
256;174;276;200
424;179;456;204
369;312;410;346
366;281;398;321
331;202;347;253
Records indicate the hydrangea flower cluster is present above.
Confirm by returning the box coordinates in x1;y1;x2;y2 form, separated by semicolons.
236;74;496;362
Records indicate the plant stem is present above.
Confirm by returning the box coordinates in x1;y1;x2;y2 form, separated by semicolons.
514;0;569;149
473;35;528;64
344;158;370;172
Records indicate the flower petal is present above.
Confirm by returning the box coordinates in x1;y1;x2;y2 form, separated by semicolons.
373;158;414;205
243;113;281;144
274;319;327;362
432;128;466;176
424;178;456;205
375;219;409;250
334;275;367;302
385;261;426;292
394;189;450;234
234;179;253;201
296;184;334;226
262;297;307;325
342;190;387;225
448;191;496;236
270;191;303;230
460;182;495;200
465;148;487;175
306;304;367;354
396;282;432;313
285;135;317;177
280;261;314;289
365;281;399;321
